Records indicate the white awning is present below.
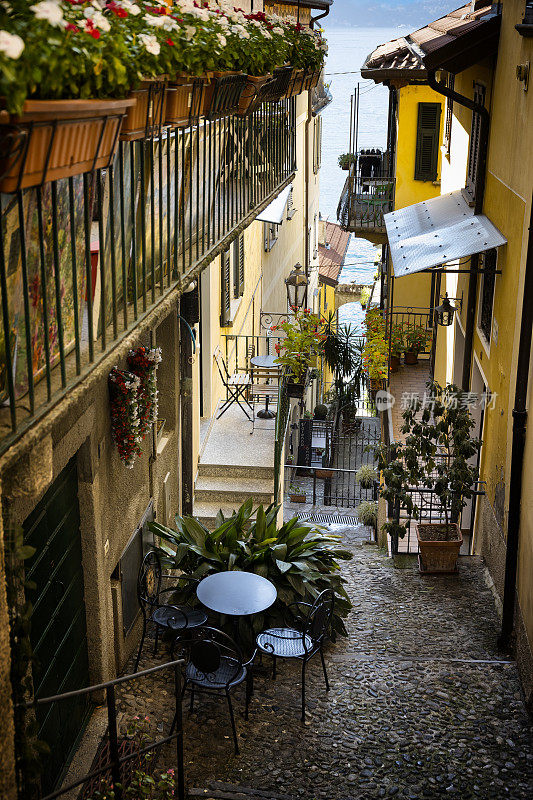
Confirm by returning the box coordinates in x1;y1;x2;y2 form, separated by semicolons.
256;185;292;225
384;190;507;278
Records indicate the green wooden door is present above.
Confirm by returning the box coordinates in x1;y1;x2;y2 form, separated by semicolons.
23;456;91;793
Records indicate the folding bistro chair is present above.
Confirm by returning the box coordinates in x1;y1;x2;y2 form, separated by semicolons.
213;348;252;420
249;366;280;434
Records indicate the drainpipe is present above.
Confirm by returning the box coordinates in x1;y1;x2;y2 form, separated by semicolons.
304;89;311;307
499;195;533;651
310;6;330;29
426;68;490;390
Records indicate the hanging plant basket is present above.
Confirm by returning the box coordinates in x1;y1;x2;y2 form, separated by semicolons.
417;523;462;574
165;76;206;128
237;74;272;116
0;98;135;193
121;78;168;141
289;491;306;503
127;347;162;438
108;368;142;469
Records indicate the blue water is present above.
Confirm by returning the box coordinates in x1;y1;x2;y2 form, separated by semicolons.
320;27;401;330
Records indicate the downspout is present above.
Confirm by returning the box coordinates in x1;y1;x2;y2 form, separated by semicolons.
499;195;533;650
426;68;490;391
310;6;330;29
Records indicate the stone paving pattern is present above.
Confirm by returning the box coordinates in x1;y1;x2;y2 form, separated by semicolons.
121;526;533;800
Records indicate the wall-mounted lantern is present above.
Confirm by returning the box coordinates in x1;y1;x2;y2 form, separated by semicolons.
285;263;308;311
434;293;461;327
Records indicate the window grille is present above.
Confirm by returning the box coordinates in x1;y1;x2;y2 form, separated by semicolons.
479;248;497;344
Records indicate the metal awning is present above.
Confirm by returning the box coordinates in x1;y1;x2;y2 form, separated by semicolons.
256;185;292;225
384;190;507;278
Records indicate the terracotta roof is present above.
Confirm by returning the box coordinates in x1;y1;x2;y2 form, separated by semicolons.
361;3;497;81
318;222;350;286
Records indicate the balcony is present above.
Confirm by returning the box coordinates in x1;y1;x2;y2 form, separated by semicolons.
337;150;394;243
0;100;296;456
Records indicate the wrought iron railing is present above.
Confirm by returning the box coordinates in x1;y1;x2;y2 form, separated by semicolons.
0;99;296;456
337;151;394;234
221;332;284;376
273;373;290;504
390;307;434;358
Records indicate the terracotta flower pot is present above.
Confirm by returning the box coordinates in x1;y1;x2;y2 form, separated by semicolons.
0;98;135;193
166;76;206;128
237;74;272;116
121;78;168;141
417;522;462;573
390;354;401;372
316;468;334;479
404;350;418;365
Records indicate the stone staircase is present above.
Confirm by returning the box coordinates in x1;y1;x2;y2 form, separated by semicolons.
193;463;275;530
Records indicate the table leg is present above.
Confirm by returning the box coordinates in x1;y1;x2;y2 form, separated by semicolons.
257;393;275;420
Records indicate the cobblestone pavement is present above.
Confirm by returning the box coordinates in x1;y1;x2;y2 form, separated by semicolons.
121;526;533;799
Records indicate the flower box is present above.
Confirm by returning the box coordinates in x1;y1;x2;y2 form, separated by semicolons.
287;380;305;399
202;72;248;120
166;76;205;129
237;75;272;116
289;492;306;503
316;468;334;479
285;69;306;98
121;78;167;141
417;523;462;574
0;98;134;193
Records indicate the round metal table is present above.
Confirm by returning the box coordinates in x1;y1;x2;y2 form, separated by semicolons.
197;571;277;616
251;354;280;419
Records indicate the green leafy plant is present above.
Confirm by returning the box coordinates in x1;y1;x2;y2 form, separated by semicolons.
337;152;356;169
389;325;404;358
376;381;481;538
356;501;378;527
273;310;326;383
356;464;377;489
150;500;352;643
404;325;430;355
313;403;328;420
360;285;371;308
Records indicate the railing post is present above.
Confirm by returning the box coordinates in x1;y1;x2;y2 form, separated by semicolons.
106;684;123;800
312;469;317;506
174;663;185;800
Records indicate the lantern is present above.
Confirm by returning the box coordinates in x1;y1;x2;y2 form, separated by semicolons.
435;294;457;327
285;263;308;311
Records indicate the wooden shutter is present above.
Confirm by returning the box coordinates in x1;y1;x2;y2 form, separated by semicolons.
220;249;231;325
444;74;455;152
232;238;239;299
238;233;245;296
466;83;486;201
414;102;441;181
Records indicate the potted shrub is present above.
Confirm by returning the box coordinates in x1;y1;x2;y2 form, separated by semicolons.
288;484;306;502
404;326;430;365
274;310;325;396
356;500;378;528
356;464;377;490
313;403;328;420
338;152;356;170
389;325;404;373
376;382;481;573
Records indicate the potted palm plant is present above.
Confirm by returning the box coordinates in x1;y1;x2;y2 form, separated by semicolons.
404;326;430;365
377;382;480;573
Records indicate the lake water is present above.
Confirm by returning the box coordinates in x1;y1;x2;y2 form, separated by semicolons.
320;26;401;330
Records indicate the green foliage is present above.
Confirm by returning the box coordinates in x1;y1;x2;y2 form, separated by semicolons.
337;152;356;168
149;500;352;645
90;769;176;800
356;501;378;527
390;325;404;357
313;403;328;420
273;310;326;382
376;381;481;537
355;464;377;488
404;325;430;355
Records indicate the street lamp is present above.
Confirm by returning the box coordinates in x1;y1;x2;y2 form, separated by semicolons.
285;263;308;311
434;293;460;327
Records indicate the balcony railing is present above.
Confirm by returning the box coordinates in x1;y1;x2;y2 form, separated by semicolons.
390;307;434;358
337;150;394;240
0;99;296;456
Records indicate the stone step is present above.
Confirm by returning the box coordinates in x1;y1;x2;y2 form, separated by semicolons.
188;784;294;800
198;462;275;480
193;500;268;530
194;476;274;505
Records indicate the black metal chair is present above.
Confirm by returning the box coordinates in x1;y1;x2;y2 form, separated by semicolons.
255;589;335;721
213;348;252;420
134;550;207;672
170;626;253;754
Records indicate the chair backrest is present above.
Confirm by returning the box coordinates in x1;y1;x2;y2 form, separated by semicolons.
213;348;230;386
305;589;335;643
186;626;243;688
251;367;280;387
137;550;162;612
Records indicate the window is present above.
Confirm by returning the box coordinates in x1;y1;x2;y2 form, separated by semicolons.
414;102;441;181
220;248;231;326
264;221;278;252
466;83;486;202
221;235;245;324
444;73;455;155
313;116;322;174
479;248;497;344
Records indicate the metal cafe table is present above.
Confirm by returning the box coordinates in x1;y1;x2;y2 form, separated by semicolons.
197;570;277;619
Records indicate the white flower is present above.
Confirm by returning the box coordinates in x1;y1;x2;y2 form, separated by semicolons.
216;32;226;47
0;30;24;59
84;7;111;32
184;25;196;41
144;13;178;31
261;29;272;40
139;33;160;56
30;0;64;28
122;1;141;15
272;26;284;36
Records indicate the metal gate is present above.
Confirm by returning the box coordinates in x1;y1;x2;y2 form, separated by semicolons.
23;456;91;793
324;415;381;507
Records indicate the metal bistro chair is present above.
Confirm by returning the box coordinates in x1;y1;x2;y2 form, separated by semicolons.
134;551;207;672
249;366;280;434
256;589;335;721
170;626;254;755
213;348;252;420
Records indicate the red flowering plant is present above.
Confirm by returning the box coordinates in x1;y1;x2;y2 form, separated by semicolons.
108;367;142;468
127;346;162;438
273;310;326;383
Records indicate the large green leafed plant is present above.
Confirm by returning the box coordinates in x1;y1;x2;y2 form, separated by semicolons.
149;500;352;646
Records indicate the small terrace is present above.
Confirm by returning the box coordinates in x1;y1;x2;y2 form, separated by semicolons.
337;150;394;243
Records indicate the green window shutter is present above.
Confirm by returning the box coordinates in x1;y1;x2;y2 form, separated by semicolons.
414;102;441;181
232;238;240;299
238;233;245;296
220;249;231;326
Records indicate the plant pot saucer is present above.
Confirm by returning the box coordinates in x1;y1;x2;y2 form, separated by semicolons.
418;554;459;575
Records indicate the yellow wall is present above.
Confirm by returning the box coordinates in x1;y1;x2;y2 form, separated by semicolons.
392;84;444;311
